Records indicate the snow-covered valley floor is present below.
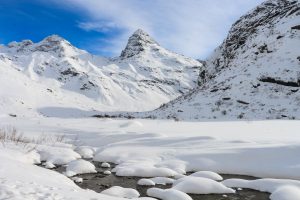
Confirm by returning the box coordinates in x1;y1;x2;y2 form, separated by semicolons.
1;116;300;200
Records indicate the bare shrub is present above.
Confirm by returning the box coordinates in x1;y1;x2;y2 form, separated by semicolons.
0;127;30;145
0;127;66;150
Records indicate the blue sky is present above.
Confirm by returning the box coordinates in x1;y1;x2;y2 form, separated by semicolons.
0;0;265;58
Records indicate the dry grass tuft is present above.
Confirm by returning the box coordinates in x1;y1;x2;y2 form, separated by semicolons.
0;127;66;152
0;127;29;145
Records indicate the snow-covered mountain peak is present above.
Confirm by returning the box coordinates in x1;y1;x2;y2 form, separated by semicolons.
42;34;65;42
143;0;300;121
120;29;160;59
7;40;34;53
34;35;84;56
132;29;157;43
5;34;84;57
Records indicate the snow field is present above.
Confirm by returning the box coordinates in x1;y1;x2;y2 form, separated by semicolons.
1;117;300;200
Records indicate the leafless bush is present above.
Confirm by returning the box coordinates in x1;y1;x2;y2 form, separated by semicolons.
0;127;30;145
0;127;66;150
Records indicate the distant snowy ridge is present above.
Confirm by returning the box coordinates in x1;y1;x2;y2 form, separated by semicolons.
0;29;202;117
139;0;300;120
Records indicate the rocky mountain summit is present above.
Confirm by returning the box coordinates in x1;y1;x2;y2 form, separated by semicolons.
120;29;160;59
133;0;300;120
0;30;202;117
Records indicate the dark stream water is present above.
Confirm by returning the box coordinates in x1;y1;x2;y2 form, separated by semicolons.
44;161;270;200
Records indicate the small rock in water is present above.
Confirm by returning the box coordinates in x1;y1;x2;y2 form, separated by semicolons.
222;194;228;198
99;184;110;188
72;177;83;183
44;161;55;169
101;162;111;168
104;170;111;175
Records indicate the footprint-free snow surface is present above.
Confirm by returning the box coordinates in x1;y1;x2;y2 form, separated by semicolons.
1;117;300;200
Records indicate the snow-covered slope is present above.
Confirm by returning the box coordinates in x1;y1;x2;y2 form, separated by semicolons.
0;29;202;117
146;0;300;120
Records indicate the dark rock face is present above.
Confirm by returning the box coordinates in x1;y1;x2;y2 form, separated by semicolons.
291;25;300;30
61;68;80;77
259;77;300;87
120;29;159;59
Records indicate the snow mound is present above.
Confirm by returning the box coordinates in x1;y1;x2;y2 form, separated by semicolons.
43;161;55;169
101;186;140;199
101;162;111;168
223;178;300;200
74;146;94;159
138;179;156;186
39;147;80;165
138;177;175;186
189;171;223;181
65;159;96;177
115;165;177;177
147;188;193;200
270;186;300;200
174;174;186;179
151;177;175;185
104;170;111;175
173;176;235;194
72;177;83;183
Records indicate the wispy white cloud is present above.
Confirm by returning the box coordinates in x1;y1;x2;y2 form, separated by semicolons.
49;0;265;58
77;21;118;32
